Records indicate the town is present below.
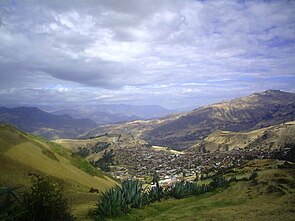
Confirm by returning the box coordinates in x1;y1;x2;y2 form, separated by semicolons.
108;145;276;184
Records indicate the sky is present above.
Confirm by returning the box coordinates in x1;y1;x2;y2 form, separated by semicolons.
0;0;294;110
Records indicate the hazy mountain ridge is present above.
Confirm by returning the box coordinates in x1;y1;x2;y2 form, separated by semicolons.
143;90;295;149
80;113;183;140
51;104;174;125
0;106;97;139
52;108;140;125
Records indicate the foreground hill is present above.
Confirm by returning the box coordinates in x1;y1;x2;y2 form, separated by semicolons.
114;159;295;221
143;90;295;149
195;121;295;152
0;124;117;219
0;107;97;139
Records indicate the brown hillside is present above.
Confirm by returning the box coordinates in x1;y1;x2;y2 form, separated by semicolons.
143;90;295;149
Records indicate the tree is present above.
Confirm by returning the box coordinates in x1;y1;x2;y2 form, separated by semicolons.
95;149;115;172
21;176;74;221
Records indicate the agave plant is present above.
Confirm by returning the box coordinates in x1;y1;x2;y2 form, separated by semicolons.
94;186;125;220
144;186;160;204
169;181;197;199
121;179;144;209
0;186;22;220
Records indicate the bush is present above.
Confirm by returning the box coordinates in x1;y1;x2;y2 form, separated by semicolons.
0;186;22;221
249;172;258;180
20;176;74;221
209;176;230;189
169;181;197;199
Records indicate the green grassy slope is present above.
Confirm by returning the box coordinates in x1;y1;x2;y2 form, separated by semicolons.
113;159;295;221
0;124;117;220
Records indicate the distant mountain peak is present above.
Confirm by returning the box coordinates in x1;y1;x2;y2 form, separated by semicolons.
257;89;289;95
264;89;282;93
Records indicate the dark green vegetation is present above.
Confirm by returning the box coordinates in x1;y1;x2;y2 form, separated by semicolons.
0;186;22;220
0;107;97;139
94;150;115;172
112;160;295;221
93;176;236;220
21;176;74;221
0;125;117;220
1;176;75;221
77;142;111;157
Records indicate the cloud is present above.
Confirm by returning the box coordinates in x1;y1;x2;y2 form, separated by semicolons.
0;0;294;109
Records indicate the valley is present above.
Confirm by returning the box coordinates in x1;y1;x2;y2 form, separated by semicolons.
2;1;295;220
1;90;295;221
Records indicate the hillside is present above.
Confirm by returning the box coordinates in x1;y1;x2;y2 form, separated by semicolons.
0;124;117;219
0;107;97;139
113;159;295;221
195;121;295;152
143;90;295;149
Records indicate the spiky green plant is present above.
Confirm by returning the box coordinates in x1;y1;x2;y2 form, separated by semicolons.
121;180;144;209
94;186;125;220
94;180;153;220
169;181;197;199
0;186;22;221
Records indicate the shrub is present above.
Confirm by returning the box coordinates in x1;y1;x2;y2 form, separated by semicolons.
20;176;74;221
0;186;22;221
249;172;258;180
209;176;229;189
169;181;197;199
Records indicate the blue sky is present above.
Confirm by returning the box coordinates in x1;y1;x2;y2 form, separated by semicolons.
0;0;294;110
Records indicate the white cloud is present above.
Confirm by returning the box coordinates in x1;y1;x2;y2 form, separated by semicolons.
0;0;294;109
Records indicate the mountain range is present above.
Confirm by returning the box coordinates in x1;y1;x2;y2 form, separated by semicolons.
51;104;174;124
1;90;294;148
0;106;97;139
83;90;295;150
143;90;295;149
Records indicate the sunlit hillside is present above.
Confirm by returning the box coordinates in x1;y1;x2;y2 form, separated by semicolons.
113;160;295;221
0;124;117;219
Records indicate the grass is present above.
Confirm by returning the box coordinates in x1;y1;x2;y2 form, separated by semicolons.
112;160;295;221
54;137;114;151
0;124;117;220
